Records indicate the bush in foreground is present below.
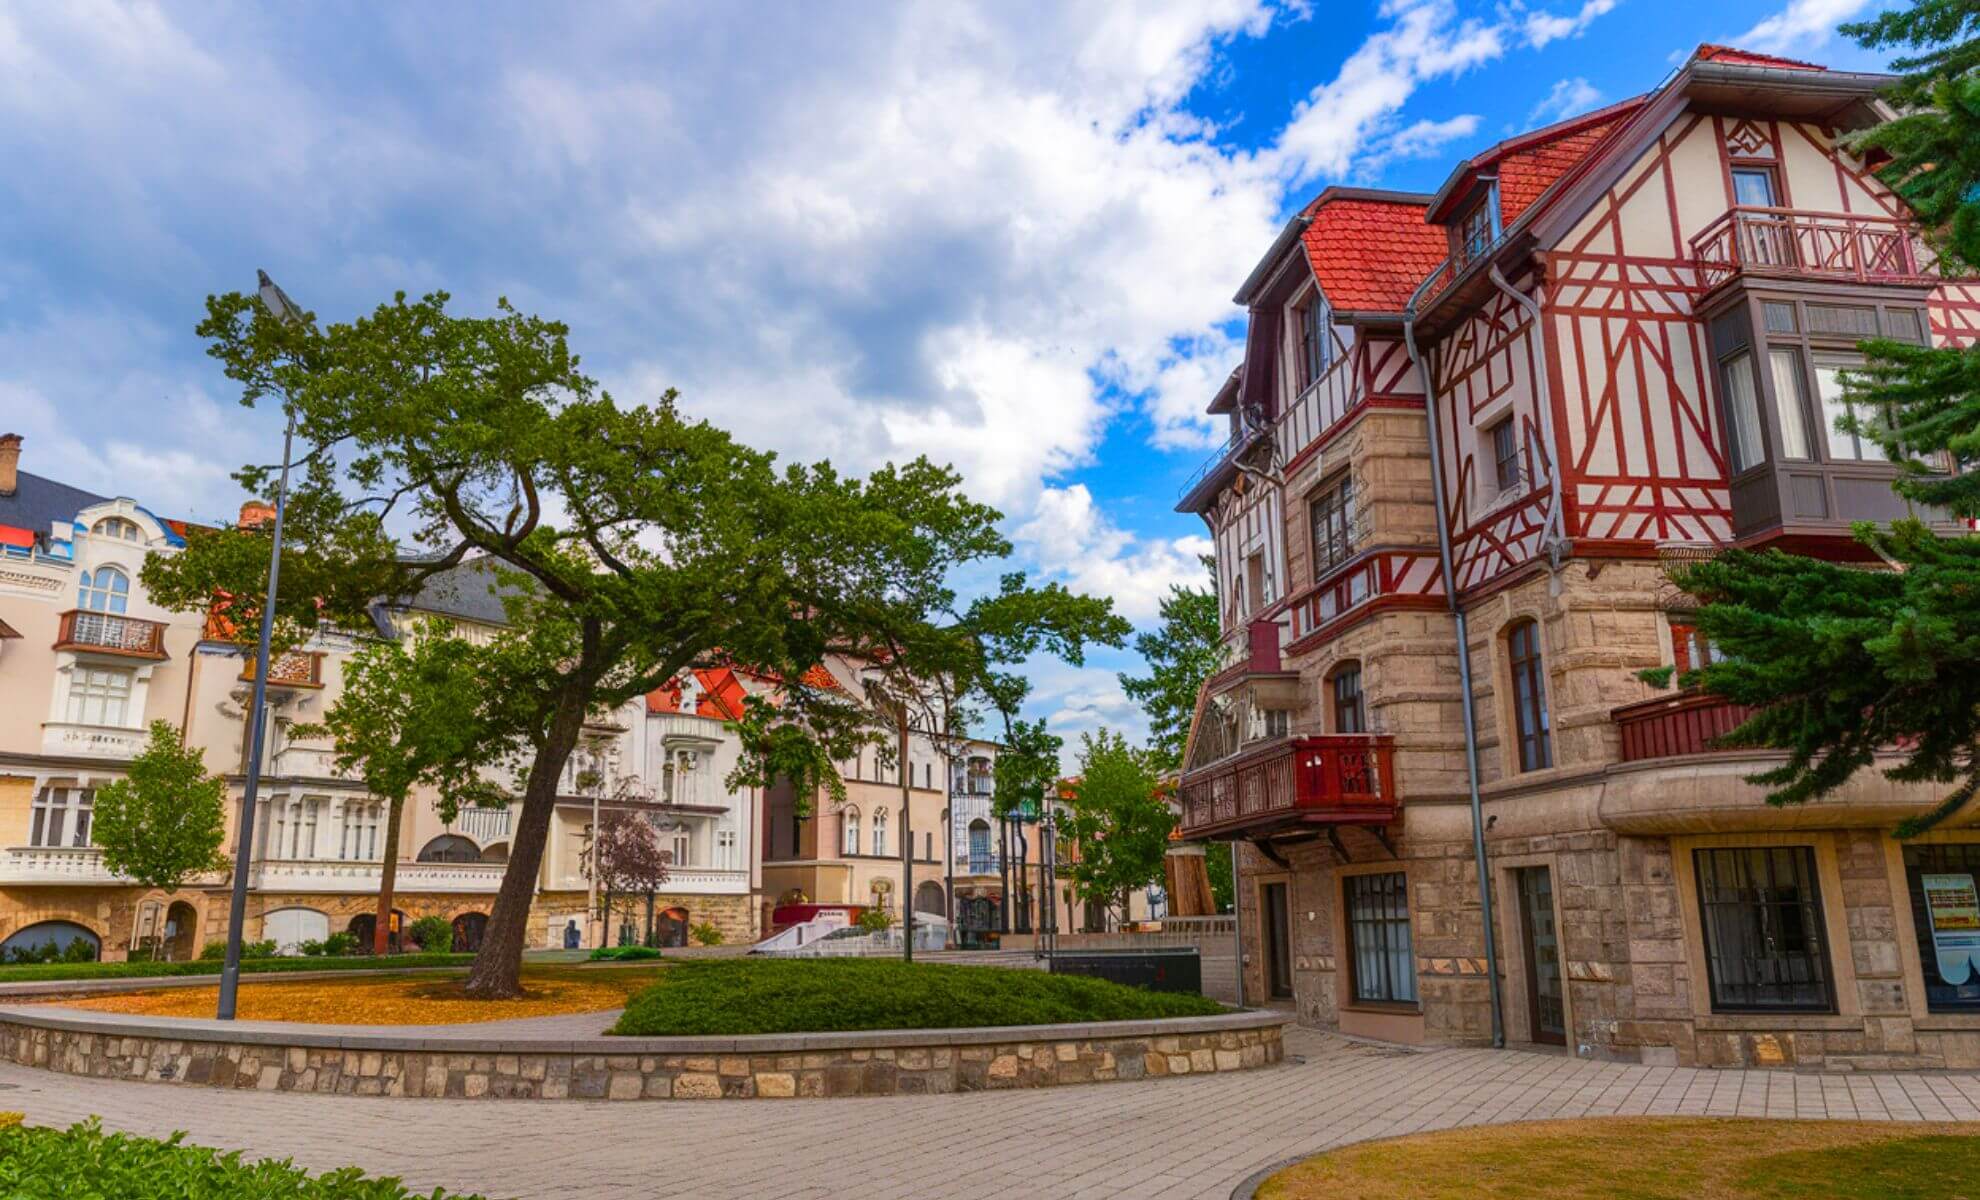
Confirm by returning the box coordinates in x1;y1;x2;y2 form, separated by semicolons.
611;957;1222;1036
0;952;474;985
588;945;663;962
0;1118;481;1198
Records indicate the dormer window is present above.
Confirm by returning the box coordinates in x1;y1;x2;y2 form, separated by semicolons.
1296;295;1330;389
1458;195;1494;263
91;517;141;542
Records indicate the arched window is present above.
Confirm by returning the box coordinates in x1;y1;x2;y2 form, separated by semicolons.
872;808;888;857
416;834;481;863
91;517;141;542
1507;619;1552;772
1329;663;1366;734
843;808;861;856
967;819;992;872
77;565;129;613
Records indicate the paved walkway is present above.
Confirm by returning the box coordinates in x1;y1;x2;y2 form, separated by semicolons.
4;1029;1979;1199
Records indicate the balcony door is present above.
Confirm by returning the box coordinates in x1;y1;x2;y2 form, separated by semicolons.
1515;867;1565;1044
1262;880;1293;1000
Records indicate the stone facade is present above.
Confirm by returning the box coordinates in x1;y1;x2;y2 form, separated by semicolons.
0;1011;1285;1100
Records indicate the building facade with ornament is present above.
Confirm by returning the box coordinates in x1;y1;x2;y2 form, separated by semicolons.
1176;46;1980;1069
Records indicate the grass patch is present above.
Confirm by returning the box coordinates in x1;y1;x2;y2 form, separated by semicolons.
0;953;475;986
610;957;1223;1036
0;1117;482;1197
52;964;663;1025
1255;1117;1980;1200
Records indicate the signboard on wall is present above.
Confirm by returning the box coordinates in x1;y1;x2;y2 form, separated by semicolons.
1921;873;1980;985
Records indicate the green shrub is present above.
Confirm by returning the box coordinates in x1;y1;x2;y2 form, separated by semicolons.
59;938;98;964
611;958;1223;1036
0;1118;483;1198
854;908;894;933
689;922;724;946
296;939;326;957
198;940;278;961
321;932;358;957
588;945;663;962
0;951;474;985
407;916;455;954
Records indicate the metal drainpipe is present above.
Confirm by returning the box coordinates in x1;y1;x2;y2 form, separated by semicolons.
1488;263;1567;572
1405;262;1506;1049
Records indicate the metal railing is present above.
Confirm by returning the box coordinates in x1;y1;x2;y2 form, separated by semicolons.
54;609;167;658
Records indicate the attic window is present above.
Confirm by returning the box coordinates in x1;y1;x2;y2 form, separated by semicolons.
1296;295;1331;389
1458;195;1494;263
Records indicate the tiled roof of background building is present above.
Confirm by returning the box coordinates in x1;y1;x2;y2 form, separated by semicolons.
0;471;111;550
1298;190;1444;313
647;667;748;720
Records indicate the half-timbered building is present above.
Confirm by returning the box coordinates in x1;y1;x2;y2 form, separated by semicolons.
1177;45;1980;1068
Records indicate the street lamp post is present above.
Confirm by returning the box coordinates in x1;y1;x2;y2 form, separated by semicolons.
216;270;303;1021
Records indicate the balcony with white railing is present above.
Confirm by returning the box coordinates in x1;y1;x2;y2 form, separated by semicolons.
1690;207;1931;293
450;805;513;845
550;864;749;894
40;722;148;760
0;845;124;885
248;857;509;894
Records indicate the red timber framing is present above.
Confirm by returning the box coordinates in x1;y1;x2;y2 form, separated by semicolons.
1932;283;1980;348
1284;548;1443;651
1276;334;1423;477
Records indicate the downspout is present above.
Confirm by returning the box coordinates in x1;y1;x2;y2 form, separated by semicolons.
1488;263;1568;575
1405;262;1506;1049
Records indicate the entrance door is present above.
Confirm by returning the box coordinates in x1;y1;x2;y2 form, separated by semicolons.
1263;881;1293;999
1515;867;1565;1044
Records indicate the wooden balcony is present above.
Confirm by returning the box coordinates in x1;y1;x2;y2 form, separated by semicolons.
53;609;167;660
1178;734;1398;840
1690;207;1930;293
1613;691;1758;763
239;649;325;689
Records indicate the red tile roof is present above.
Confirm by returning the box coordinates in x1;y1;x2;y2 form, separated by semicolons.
1298;190;1445;313
1426;97;1648;225
646;666;748;720
1695;43;1826;71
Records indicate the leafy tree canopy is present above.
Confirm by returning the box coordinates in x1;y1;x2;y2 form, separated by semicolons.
1059;729;1175;921
1118;561;1220;773
91;722;229;892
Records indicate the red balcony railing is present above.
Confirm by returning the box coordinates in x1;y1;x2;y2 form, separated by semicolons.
239;649;325;688
1690;206;1928;292
1613;691;1758;763
53;609;168;660
1178;734;1397;840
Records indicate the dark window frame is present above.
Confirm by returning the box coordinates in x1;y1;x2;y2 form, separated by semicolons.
1489;417;1520;493
1457;196;1494;263
1693;846;1837;1014
1330;664;1366;734
1506;619;1552;772
1344;871;1418;1006
1307;473;1357;577
1297;295;1330;389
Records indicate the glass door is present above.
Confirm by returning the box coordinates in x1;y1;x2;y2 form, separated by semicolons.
1516;867;1566;1044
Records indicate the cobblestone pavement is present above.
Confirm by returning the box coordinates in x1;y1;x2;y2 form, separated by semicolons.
6;1028;1980;1199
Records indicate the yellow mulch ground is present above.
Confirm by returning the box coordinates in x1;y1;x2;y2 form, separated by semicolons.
1257;1117;1980;1199
49;965;666;1026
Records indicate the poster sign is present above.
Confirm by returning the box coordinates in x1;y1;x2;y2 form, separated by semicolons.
1921;874;1980;986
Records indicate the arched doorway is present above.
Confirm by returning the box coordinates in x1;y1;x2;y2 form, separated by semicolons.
654;906;689;948
347;909;408;954
164;900;200;961
914;880;945;917
263;907;329;955
1;920;99;962
451;912;489;952
416;835;481;863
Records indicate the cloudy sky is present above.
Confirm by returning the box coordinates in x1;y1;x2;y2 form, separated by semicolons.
0;0;1895;753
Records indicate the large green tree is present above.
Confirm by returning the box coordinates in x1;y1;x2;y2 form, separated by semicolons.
295;629;516;955
1060;729;1176;925
1118;562;1220;773
143;288;1065;997
92;722;229;956
1664;4;1980;833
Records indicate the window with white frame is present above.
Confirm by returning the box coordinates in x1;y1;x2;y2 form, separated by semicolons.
77;565;130;613
662;825;691;867
91;517;141;542
30;787;93;848
270;796;321;859
65;665;133;727
340;800;382;860
716;829;738;869
872;808;888;857
843;808;861;856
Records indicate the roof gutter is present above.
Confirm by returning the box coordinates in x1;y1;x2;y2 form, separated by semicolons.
1403;257;1506;1050
1232;214;1313;306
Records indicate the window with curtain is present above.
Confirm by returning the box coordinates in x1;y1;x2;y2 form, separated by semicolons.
1309;475;1356;575
1812;356;1886;461
1346;872;1417;1004
1719;350;1766;473
1331;665;1366;734
77;565;130;613
1694;847;1834;1012
65;666;133;727
1767;349;1814;461
30;788;93;848
1507;620;1552;772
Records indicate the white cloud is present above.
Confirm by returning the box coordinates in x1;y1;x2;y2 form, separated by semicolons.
1522;0;1621;49
1528;77;1604;124
1013;485;1212;624
1735;0;1872;54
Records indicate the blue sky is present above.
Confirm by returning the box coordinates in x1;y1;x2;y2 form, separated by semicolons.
0;0;1895;755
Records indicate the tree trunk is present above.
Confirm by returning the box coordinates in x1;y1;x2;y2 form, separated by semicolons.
464;688;588;999
602;885;613;949
374;795;405;956
898;709;912;964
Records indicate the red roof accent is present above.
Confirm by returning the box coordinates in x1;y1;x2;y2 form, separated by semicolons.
0;525;32;549
1695;43;1827;72
799;664;841;692
646;667;747;720
1299;192;1446;313
1426;97;1648;225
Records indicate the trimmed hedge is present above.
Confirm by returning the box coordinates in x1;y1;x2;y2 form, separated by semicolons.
587;945;664;962
0;953;475;986
0;1119;482;1198
611;957;1223;1036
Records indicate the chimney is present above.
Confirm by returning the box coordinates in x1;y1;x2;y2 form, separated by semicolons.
238;499;277;529
0;434;19;497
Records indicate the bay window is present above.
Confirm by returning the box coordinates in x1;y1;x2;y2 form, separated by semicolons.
66;665;133;726
30;787;92;848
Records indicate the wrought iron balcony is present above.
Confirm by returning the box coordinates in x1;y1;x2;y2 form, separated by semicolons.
1612;691;1758;763
53;609;167;660
239;649;325;688
1178;734;1398;840
1690;207;1929;292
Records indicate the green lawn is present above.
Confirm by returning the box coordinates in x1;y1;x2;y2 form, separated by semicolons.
0;952;475;986
610;957;1223;1036
0;1118;482;1198
1257;1117;1980;1200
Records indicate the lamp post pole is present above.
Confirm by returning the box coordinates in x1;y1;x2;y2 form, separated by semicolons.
217;271;302;1021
